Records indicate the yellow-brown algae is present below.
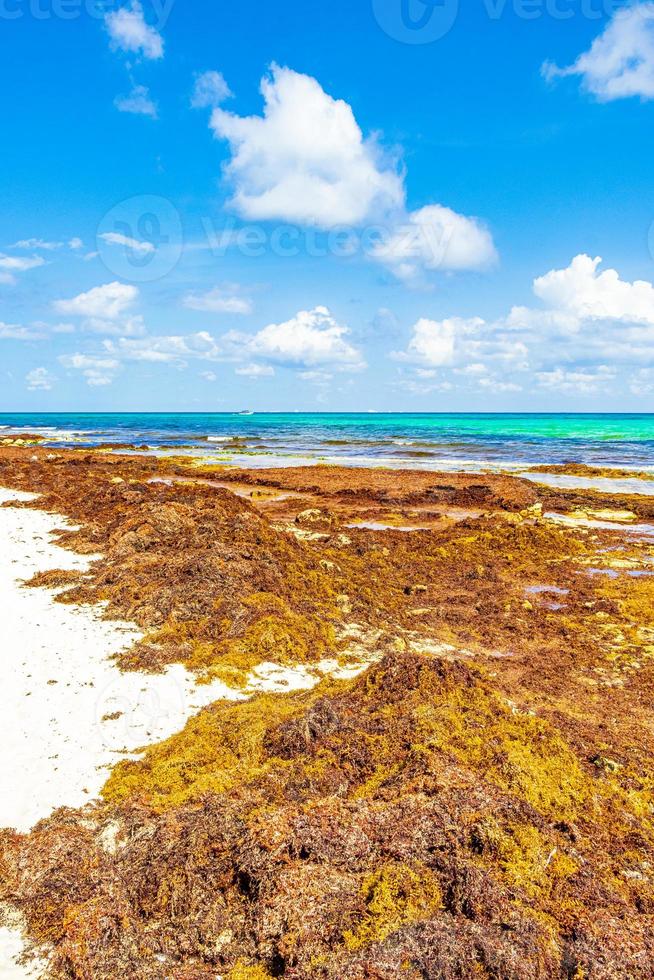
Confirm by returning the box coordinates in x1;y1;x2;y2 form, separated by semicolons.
0;446;653;978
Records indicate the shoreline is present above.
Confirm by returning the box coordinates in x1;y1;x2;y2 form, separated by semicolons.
2;414;654;478
1;447;653;977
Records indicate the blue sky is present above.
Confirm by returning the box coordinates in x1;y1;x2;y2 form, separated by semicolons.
1;0;654;410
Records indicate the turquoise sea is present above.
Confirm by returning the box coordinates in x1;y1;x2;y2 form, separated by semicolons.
1;413;653;472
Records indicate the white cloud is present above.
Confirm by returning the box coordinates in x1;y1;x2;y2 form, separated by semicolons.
0;321;46;341
200;370;217;382
99;231;155;255
26;367;56;391
183;286;253;315
59;353;121;387
478;376;523;393
532;254;654;324
54;282;139;320
390;254;654;397
85;314;147;337
373;205;497;281
210;65;404;227
114;85;158;118
191;70;232;109
393;316;483;367
536;366;616;394
12;238;62;251
504;305;580;334
543;4;654;101
630;367;654;394
0;253;45;273
235;363;275;378
206;65;498;279
236;306;365;371
105;1;164;60
10;237;84;253
299;369;333;383
104;331;221;363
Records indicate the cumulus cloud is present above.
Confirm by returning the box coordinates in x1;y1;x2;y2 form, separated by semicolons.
59;353;121;387
58;327;223;386
105;1;164;60
207;65;498;280
233;306;365;371
532;253;654;324
394;316;527;371
391;254;654;398
373;205;497;282
543;4;654;100
104;331;221;363
114;85;158;118
393;317;463;367
183;286;253;315
536;366;616;394
191;70;232;109
54;282;139;320
210;65;404;228
26;367;56;391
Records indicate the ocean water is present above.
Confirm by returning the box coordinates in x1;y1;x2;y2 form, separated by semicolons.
1;413;653;474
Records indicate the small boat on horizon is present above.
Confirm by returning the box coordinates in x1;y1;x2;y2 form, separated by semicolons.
236;410;255;416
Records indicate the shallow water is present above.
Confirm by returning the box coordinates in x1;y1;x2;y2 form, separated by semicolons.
525;585;570;595
524;472;654;496
545;512;654;538
2;412;654;473
346;521;430;532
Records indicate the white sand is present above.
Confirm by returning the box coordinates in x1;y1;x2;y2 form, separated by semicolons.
0;487;245;976
0;487;245;834
0;486;374;976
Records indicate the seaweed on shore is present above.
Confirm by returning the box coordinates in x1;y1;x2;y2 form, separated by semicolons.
1;447;654;977
2;653;653;978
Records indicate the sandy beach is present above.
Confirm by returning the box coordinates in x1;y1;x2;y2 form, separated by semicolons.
0;488;243;976
0;446;653;978
0;478;366;977
0;487;248;834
